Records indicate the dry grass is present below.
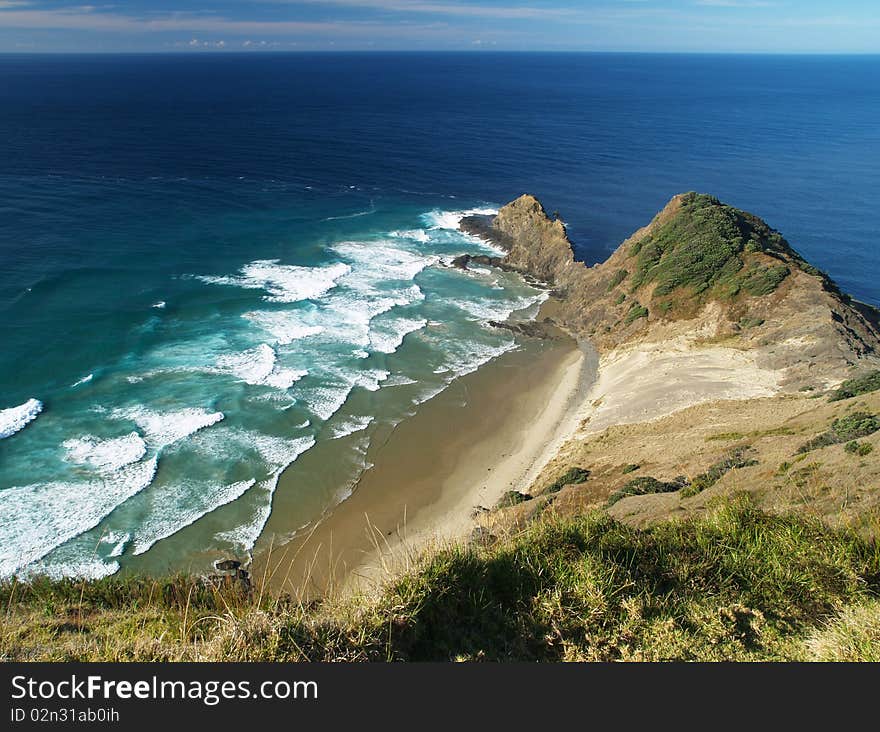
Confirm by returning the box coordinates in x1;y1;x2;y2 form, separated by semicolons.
3;496;879;662
805;600;880;661
538;389;880;533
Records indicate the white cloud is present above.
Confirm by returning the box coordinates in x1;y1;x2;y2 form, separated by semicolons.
276;0;577;20
0;7;398;34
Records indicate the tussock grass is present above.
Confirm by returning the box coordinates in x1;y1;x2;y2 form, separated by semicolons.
707;426;795;442
4;497;879;662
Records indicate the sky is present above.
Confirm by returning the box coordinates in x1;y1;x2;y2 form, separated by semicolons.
0;1;878;54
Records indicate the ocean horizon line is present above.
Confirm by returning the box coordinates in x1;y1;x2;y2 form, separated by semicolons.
2;50;880;58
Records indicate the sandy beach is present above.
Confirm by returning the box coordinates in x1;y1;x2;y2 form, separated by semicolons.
254;323;594;598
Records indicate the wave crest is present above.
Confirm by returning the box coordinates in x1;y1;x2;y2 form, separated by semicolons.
197;260;351;303
0;398;43;440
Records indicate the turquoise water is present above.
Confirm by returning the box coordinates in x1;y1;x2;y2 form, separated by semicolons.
1;53;878;578
0;197;546;578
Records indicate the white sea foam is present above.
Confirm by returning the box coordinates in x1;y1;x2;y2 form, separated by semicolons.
459;265;504;289
383;374;418;387
71;373;94;388
212;434;317;555
369;316;427;354
0;456;158;577
446;339;517;379
389;228;430;243
197;260;350;303
452;291;548;324
264;367;307;390
63;432;147;473
455;341;517;378
113;406;224;450
131;479;258;555
323;208;375;221
331;240;437;283
89;427;318;558
242;310;324;345
152;301;166;309
217;343;275;384
355;368;390;392
215;343;307;390
411;382;449;406
408;338;516;409
321;286;425;349
422;207;498;231
25;555;121;581
295;365;386;422
329;415;374;439
297;383;352;422
0;398;43;439
100;531;131;558
228;243;437;401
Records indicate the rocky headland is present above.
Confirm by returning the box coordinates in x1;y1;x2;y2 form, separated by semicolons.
464;192;880;383
461;192;880;539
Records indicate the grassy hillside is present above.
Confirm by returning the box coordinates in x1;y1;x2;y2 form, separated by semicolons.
597;192;851;328
3;497;879;662
626;194;811;300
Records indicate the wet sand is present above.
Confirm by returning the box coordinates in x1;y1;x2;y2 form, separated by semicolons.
254;329;594;599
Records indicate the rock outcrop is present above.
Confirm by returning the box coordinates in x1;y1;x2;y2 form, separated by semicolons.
462;192;880;389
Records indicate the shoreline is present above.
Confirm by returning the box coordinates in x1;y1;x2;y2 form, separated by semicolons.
254;317;595;598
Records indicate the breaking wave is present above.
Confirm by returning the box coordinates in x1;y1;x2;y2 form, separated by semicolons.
0;398;43;439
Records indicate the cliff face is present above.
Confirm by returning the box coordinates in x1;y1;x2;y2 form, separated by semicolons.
464;192;880;389
491;195;576;281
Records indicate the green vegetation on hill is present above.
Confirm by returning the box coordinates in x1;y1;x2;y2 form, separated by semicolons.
829;370;880;402
4;498;878;662
607;475;686;505
624;302;649;325
626;193;807;308
607;268;628;291
797;412;880;454
495;490;531;509
845;440;874;457
680;446;759;498
545;466;590;493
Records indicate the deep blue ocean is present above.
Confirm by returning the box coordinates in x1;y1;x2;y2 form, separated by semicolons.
1;53;878;578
